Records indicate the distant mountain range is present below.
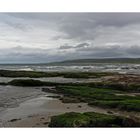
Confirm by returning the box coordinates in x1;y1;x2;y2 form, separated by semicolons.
48;58;140;65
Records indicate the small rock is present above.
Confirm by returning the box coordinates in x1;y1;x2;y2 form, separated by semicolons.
9;118;21;122
43;122;49;125
107;111;113;114
40;117;45;120
78;105;82;108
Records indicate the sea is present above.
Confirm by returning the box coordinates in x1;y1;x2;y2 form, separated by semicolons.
0;63;140;74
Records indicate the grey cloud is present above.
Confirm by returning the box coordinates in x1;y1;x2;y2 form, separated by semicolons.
0;44;140;63
7;13;140;40
53;13;140;40
59;45;74;49
8;13;140;26
59;47;125;60
0;13;140;63
75;43;89;48
77;45;125;58
4;21;29;31
78;45;140;58
126;45;140;55
59;43;89;49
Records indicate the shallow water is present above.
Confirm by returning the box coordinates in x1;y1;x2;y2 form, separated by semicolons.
0;85;46;109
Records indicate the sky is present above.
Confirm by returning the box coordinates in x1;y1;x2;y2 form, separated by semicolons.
1;13;140;63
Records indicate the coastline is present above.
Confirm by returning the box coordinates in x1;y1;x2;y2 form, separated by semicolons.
0;70;139;127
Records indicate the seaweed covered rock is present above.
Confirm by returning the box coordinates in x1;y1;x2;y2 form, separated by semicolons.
8;79;45;86
49;112;140;127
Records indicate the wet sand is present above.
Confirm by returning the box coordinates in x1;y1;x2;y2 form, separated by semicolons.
0;95;108;127
0;94;139;127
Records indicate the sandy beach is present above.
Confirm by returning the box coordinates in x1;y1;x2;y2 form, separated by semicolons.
0;76;107;127
0;88;139;127
0;74;139;127
0;94;108;127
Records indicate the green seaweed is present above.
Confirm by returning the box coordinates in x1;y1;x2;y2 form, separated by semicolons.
49;112;139;127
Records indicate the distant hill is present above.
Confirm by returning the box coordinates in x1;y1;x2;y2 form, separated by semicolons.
47;58;140;65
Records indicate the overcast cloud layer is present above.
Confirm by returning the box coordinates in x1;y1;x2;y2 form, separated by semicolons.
0;13;140;63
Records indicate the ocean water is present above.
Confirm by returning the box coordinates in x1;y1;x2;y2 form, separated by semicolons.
0;63;140;74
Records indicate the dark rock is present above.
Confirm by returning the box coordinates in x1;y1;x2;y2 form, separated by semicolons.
107;111;113;114
46;95;61;99
42;87;57;93
9;118;21;122
43;122;49;125
78;105;82;108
